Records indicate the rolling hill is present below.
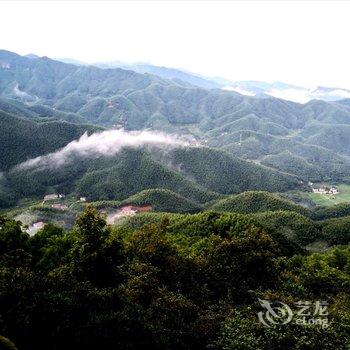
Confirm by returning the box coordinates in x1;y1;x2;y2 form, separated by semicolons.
208;191;309;215
1;144;302;208
165;147;300;194
120;188;202;213
0;110;98;170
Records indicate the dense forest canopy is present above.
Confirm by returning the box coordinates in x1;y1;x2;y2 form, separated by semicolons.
0;206;349;349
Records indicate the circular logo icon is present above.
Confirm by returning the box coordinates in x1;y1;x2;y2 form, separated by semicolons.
258;298;293;327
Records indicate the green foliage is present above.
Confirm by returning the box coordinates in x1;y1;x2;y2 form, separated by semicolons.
322;216;350;245
90;200;122;209
71;205;124;285
0;178;14;209
212;307;349;350
118;212;178;230
158;211;259;238
251;210;320;245
0;206;349;349
313;202;350;220
0;336;17;350
262;151;322;180
3;143;303;209
29;223;65;266
0;215;28;255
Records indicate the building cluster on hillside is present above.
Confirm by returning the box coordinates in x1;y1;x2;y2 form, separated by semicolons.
27;221;45;236
42;193;69;210
43;193;65;201
106;204;152;224
312;185;339;195
118;204;152;217
51;204;68;211
32;221;45;229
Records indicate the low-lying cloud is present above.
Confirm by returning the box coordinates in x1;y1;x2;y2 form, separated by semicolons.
17;129;188;170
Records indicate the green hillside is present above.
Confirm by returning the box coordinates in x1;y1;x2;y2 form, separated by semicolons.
5;147;221;206
222;131;350;180
2;144;303;209
251;210;320;245
0;110;98;170
74;148;220;204
209;191;309;215
0;97;88;124
321;215;350;245
313;202;350;220
205;114;289;138
261;151;321;180
167;147;300;194
121;188;202;213
303;99;350;124
0;97;38;118
303;123;350;156
2;50;350;210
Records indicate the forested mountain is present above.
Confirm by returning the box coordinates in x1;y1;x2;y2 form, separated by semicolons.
0;110;98;170
218;130;350;181
0;97;89;124
2;145;300;208
2;50;350;183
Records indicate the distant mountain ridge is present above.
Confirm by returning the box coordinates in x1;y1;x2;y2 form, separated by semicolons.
224;81;350;103
94;62;221;90
56;55;350;102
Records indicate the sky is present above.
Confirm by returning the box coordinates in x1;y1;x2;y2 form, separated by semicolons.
1;0;350;89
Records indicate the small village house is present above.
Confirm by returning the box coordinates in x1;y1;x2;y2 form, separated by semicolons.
44;194;59;201
32;221;45;229
51;204;68;211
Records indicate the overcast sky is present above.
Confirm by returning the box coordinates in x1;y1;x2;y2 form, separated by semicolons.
1;0;350;88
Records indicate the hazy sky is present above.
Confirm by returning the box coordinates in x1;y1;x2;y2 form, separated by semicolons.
1;0;350;88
